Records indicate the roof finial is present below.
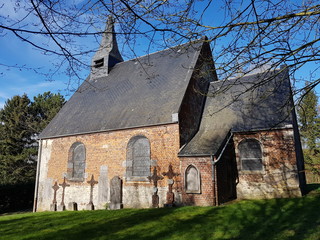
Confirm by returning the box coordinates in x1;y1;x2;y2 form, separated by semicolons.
90;16;123;80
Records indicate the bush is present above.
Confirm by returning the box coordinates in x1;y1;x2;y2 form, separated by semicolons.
0;182;35;214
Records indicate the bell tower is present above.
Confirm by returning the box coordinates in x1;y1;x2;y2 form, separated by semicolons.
90;16;123;80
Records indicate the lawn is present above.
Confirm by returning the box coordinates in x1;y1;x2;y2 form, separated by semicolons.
1;190;320;240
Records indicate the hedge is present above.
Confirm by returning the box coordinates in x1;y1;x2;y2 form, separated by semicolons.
0;182;35;214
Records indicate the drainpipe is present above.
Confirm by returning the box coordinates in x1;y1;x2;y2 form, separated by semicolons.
211;155;218;206
33;139;42;212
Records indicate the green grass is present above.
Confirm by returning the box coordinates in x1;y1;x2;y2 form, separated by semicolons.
1;193;320;240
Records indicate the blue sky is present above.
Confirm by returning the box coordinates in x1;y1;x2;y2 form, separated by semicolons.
0;0;319;109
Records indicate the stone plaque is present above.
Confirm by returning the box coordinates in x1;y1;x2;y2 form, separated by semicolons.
109;176;123;210
186;165;200;193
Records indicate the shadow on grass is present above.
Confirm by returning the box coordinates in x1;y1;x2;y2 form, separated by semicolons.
1;195;320;240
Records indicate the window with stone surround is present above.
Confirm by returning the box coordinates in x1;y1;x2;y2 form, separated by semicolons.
185;165;201;193
126;135;151;181
67;142;86;181
238;139;263;171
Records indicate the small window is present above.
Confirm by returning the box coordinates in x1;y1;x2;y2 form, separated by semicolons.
94;58;104;68
67;142;86;181
126;136;151;181
239;139;263;171
185;165;201;193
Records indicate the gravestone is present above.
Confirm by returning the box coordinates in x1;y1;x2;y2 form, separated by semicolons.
147;167;163;208
109;176;123;210
98;166;108;206
68;202;78;211
86;174;98;210
50;181;59;211
162;164;179;207
58;177;70;211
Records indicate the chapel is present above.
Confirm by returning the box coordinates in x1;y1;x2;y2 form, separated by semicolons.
34;18;306;211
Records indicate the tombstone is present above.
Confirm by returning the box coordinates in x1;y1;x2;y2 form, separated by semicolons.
50;181;59;211
162;164;179;207
147;167;163;208
98;166;109;207
109;176;123;210
86;174;98;210
58;177;70;211
68;202;78;211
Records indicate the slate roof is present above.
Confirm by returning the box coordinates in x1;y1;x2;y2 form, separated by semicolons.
179;68;294;156
39;41;204;139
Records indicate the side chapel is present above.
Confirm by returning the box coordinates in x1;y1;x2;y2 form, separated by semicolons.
34;18;306;211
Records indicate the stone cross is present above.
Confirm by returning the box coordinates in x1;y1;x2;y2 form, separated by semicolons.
162;164;179;206
87;174;98;210
50;181;60;211
147;167;163;208
52;181;59;205
58;177;70;211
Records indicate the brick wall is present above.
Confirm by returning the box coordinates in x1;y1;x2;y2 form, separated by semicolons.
36;123;182;211
180;156;214;206
233;128;302;199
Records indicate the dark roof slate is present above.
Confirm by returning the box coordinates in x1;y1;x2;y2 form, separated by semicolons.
179;68;294;156
39;41;204;139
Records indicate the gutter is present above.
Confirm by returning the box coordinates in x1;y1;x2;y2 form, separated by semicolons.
33;139;42;212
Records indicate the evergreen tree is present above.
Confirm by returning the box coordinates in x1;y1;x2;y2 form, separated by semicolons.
0;92;65;184
297;84;320;154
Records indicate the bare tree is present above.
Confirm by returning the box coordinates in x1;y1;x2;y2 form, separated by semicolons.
0;0;319;98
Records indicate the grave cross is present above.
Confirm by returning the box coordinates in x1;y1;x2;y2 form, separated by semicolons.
148;167;163;188
59;177;70;208
52;181;60;205
162;164;179;206
148;167;163;208
87;174;98;205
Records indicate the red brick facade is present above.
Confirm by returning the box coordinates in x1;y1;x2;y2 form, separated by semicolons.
233;128;302;199
36;123;183;211
180;156;214;206
35;125;303;211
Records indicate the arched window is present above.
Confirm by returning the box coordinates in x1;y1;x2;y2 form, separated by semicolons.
126;135;151;181
238;139;263;171
67;142;86;181
185;165;201;193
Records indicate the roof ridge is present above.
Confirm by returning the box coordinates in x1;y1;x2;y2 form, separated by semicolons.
114;38;205;66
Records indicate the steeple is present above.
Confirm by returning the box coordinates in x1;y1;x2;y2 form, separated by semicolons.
90;16;123;80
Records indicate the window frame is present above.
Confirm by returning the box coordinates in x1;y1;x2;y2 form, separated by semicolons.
185;165;201;194
67;142;86;182
238;138;264;172
126;135;151;182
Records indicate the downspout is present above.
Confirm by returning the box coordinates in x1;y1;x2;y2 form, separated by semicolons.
211;155;217;206
33;139;42;212
211;132;233;206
